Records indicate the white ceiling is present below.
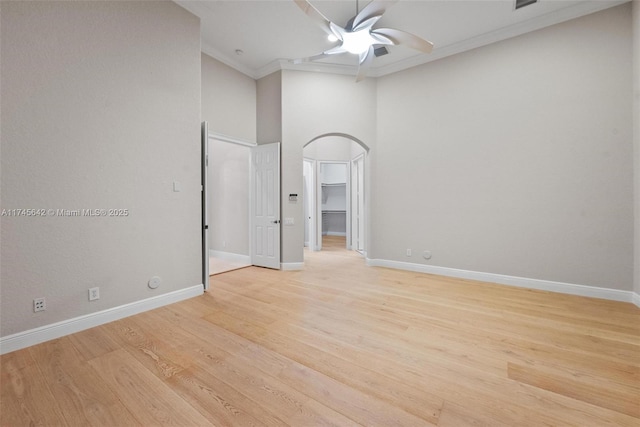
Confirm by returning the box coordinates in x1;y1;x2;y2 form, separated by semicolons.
175;0;628;79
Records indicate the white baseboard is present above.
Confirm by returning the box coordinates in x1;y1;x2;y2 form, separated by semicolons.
366;258;636;304
281;262;304;271
633;292;640;308
209;250;251;265
0;284;204;355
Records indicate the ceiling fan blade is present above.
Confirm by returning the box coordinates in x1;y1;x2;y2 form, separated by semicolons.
290;46;348;65
371;28;434;53
324;45;349;55
352;16;381;32
356;46;375;82
352;0;399;30
289;53;330;64
293;0;334;36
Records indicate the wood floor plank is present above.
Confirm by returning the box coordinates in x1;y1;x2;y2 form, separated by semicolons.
437;401;514;427
151;306;361;426
0;347;68;426
170;300;437;426
30;337;139;426
88;348;213;426
168;366;282;427
1;236;638;426
67;324;122;361
101;316;192;380
508;362;640;418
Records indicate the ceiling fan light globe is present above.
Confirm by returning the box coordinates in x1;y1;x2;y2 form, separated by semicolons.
342;30;375;55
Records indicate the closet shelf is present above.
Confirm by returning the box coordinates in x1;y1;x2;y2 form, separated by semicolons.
322;210;346;213
321;183;346;187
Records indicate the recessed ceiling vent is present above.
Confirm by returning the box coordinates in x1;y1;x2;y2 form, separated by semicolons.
374;46;388;57
515;0;537;10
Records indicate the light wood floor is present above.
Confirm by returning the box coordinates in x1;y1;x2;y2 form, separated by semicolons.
2;237;639;426
209;256;251;276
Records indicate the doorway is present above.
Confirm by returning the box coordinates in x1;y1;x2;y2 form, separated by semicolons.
318;161;349;250
302;134;368;255
207;133;253;276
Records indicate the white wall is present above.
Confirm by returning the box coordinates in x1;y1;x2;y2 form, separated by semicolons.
304;136;360;161
201;53;255;256
375;4;633;290
634;0;640;296
281;71;376;263
208;140;250;255
0;1;201;337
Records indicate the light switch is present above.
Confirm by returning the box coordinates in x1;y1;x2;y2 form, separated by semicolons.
284;217;294;226
173;181;181;192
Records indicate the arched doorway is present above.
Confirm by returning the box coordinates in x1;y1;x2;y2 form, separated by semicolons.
302;134;369;255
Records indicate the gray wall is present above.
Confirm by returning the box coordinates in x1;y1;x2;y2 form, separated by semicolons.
634;0;640;295
375;4;633;290
257;71;282;145
0;1;201;336
202;53;255;256
281;71;376;263
202;53;256;142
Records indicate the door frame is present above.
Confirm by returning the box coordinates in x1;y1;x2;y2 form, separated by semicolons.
207;132;255;271
201;122;209;289
351;153;365;253
303;158;316;251
317;161;350;250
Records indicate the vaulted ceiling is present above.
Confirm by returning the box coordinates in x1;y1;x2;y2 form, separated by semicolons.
175;0;628;79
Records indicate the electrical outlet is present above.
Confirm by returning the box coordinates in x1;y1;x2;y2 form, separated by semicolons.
406;248;412;257
88;287;100;301
34;297;46;312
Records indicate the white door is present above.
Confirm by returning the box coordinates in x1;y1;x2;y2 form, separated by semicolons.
251;142;281;269
201;122;210;289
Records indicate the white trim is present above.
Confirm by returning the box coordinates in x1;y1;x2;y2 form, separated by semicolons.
0;285;204;355
633;292;640;308
251;0;628;80
209;249;251;265
281;262;304;271
201;41;257;79
208;132;256;147
372;0;628;78
365;258;635;303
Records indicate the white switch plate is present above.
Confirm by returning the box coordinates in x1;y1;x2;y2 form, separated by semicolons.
173;181;181;192
89;287;100;301
284;218;294;226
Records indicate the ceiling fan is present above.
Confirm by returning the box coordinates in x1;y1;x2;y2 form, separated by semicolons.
292;0;434;82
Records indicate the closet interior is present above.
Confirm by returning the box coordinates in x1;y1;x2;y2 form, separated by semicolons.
320;163;347;237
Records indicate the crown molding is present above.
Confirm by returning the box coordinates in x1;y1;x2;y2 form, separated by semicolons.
201;0;629;81
372;0;629;78
201;40;259;79
255;58;358;80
